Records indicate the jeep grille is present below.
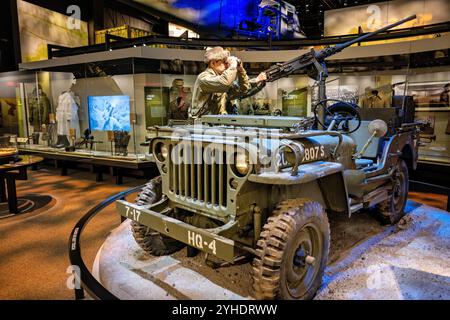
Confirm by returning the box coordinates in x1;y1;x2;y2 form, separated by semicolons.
168;143;228;208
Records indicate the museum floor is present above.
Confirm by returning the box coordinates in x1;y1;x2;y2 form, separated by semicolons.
0;167;142;299
0;167;448;299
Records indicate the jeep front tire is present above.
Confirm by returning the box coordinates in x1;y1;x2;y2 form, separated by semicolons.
131;176;185;256
252;199;330;300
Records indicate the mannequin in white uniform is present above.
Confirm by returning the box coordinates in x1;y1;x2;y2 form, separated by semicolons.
56;89;81;140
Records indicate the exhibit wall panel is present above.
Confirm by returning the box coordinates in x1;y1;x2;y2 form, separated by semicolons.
134;73;162;155
277;77;309;117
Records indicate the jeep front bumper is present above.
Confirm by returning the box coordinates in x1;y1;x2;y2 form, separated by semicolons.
116;200;236;262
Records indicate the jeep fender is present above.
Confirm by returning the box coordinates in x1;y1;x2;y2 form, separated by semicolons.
248;161;350;214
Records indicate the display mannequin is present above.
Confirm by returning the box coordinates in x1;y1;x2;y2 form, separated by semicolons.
56;87;81;142
28;85;51;132
361;87;388;108
169;79;191;120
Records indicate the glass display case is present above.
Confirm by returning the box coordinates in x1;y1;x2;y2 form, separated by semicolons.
395;75;450;164
1;49;449;166
13;59;148;163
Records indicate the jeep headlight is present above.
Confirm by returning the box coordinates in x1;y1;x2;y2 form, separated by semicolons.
155;142;169;161
234;152;250;176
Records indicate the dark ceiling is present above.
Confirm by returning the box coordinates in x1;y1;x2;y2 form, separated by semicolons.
22;0;390;38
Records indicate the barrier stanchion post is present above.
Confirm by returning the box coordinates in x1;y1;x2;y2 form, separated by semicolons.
75;287;85;300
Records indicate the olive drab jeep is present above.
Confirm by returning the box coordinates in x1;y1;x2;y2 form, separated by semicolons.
116;15;421;299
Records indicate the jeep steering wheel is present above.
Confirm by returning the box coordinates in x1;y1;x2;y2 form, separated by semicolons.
313;99;361;134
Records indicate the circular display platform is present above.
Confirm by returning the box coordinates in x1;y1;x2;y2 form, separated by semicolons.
93;202;450;300
93;220;250;300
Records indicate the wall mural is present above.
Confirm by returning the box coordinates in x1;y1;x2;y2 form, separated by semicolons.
324;0;450;42
17;0;88;62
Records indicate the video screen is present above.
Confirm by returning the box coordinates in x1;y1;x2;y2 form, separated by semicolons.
88;95;131;132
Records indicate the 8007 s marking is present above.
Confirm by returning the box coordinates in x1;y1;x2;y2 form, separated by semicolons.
303;145;325;162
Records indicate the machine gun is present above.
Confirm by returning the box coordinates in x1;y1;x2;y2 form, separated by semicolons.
240;15;417;100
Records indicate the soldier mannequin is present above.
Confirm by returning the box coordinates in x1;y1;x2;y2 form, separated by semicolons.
169;78;191;120
28;85;51;132
189;46;266;119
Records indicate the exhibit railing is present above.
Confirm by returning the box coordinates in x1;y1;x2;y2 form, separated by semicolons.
68;184;144;300
48;21;450;58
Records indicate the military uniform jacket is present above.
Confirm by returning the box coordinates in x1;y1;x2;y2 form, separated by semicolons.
189;67;251;119
56;91;81;138
28;93;51;131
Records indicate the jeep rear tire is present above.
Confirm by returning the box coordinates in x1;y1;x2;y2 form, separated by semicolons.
376;159;409;224
252;199;330;300
131;176;185;256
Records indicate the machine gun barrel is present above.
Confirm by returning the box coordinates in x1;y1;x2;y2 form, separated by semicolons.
237;15;416;100
315;14;416;61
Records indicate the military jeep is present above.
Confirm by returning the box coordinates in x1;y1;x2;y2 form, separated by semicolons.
116;15;420;299
117;104;420;299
